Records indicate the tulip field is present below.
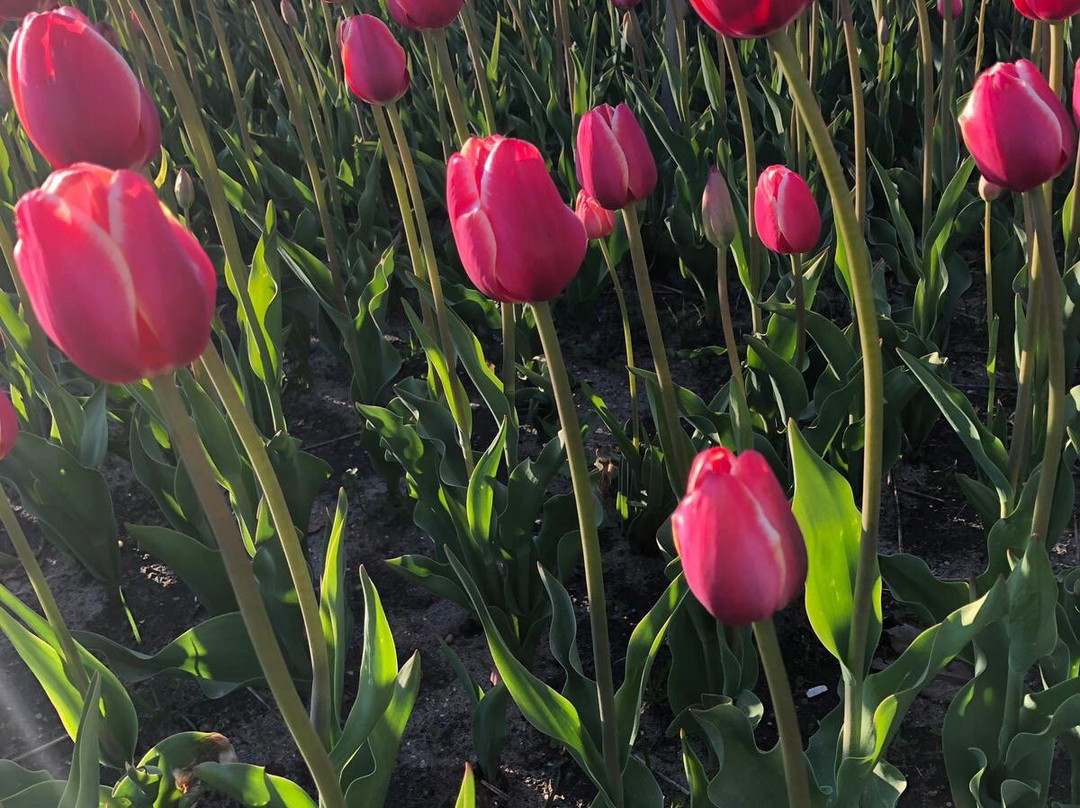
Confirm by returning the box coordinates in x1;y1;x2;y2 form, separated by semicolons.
3;0;1080;804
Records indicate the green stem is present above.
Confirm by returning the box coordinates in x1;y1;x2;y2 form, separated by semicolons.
460;0;497;135
126;0;285;432
622;205;690;492
199;347;334;746
721;35;762;333
386;101;475;474
148;374;345;808
838;0;866;227
433;29;472;144
320;0;342;88
752;619;812;808
1026;191;1066;544
505;0;536;68
600;240;640;448
531;302;622;808
501;303;519;470
1008;197;1041;496
553;0;575;112
171;0;203;107
0;215;54;381
983;202;998;426
627;11;648;86
792;252;806;369
767;29;884;760
974;0;989;71
0;486;89;693
422;32;455;160
939;11;957;178
206;0;257;163
717;249;753;453
914;0;934;242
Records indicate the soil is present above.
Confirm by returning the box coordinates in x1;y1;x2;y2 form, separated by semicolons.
1;248;1076;807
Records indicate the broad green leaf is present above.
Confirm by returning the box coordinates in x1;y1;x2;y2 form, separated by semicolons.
454;764;476;808
319;489;353;741
58;676;102;808
127;525;236;615
194;762;317;808
1005;540;1058;673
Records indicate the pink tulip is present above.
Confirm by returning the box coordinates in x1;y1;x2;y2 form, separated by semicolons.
1073;58;1080;126
0;0;54;22
339;15;410;105
386;0;463;30
754;165;821;255
9;7;160;170
687;0;815;39
575;103;657;210
959;60;1076;192
447;136;587;303
1011;0;1080;21
673;448;807;626
14;164;217;384
574;190;616;240
0;392;18;459
938;0;963;17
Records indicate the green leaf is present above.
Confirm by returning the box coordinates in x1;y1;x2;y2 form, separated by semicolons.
746;335;809;421
59;676;102;808
1005;540;1058;673
319;490;353;741
127;525;236;615
194;762;317;808
454;764;476;808
879;552;969;626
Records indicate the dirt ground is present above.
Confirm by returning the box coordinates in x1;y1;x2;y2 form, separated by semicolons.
1;252;1075;806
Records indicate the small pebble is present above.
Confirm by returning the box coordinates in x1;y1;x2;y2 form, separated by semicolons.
806;685;828;699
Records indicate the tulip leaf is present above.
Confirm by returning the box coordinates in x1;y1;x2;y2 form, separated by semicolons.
454;764;476;808
194;762;317;808
127;524;236;615
58;675;103;808
319;489;353;741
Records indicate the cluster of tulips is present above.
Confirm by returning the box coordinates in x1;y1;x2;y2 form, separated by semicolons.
0;0;1078;804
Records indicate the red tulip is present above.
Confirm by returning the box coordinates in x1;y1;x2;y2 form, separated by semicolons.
1011;0;1080;21
0;0;54;22
702;167;737;249
9;7;160;170
447;136;587;303
754;165;821;255
687;0;815;39
339;15;410;105
575;103;657;210
574;190;616;240
0;392;18;459
959;60;1076;192
386;0;463;30
672;448;807;626
938;0;962;17
14;164;217;384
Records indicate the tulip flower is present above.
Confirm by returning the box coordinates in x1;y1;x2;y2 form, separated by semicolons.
754;165;821;255
14;164;216;384
959;60;1076;192
938;0;962;17
702;167;737;249
339;15;410;105
9;8;161;170
386;0;463;30
574;190;616;240
978;175;1004;202
687;0;815;39
0;0;54;22
0;392;17;459
576;103;657;211
1011;0;1080;21
672;447;807;626
447;136;587;303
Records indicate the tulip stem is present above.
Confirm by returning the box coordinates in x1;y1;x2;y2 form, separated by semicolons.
320;0;342;88
716;248;753;453
126;0;285;433
622;205;690;494
792;253;806;369
983;201;999;427
531;302;622;808
838;0;867;227
0;217;54;382
939;10;957;178
600;240;641;448
768;28;884;761
505;0;536;69
553;0;575;113
198;346;334;746
914;0;934;242
205;0;257;163
460;0;497;136
170;0;202;107
368;106;434;330
501;303;519;470
386;101;475;475
1025;191;1067;544
752;619;812;808
148;374;345;808
421;33;455;160
974;0;989;71
1008;197;1042;496
0;485;89;695
627;12;648;87
721;35;762;333
432;29;473;144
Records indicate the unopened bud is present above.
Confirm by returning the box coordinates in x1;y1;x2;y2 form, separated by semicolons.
978;175;1003;202
95;21;121;51
702;167;737;249
877;15;889;48
175;169;195;211
280;0;299;27
937;0;963;19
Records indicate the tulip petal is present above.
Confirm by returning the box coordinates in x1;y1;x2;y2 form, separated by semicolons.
577;108;631;210
611;104;657;203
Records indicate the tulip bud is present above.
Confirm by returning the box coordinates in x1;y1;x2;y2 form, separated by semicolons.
673;448;807;626
447;136;587;303
1011;0;1080;21
9;8;161;171
754;165;821;255
280;0;299;26
94;20;120;49
0;392;18;459
959;59;1076;192
978;176;1003;202
386;0;464;30
340;15;410;105
702;167;737;249
175;168;195;211
877;15;889;48
574;190;616;240
127;9;143;36
576;103;658;210
610;0;641;8
687;0;815;38
14;164;217;383
937;0;962;18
